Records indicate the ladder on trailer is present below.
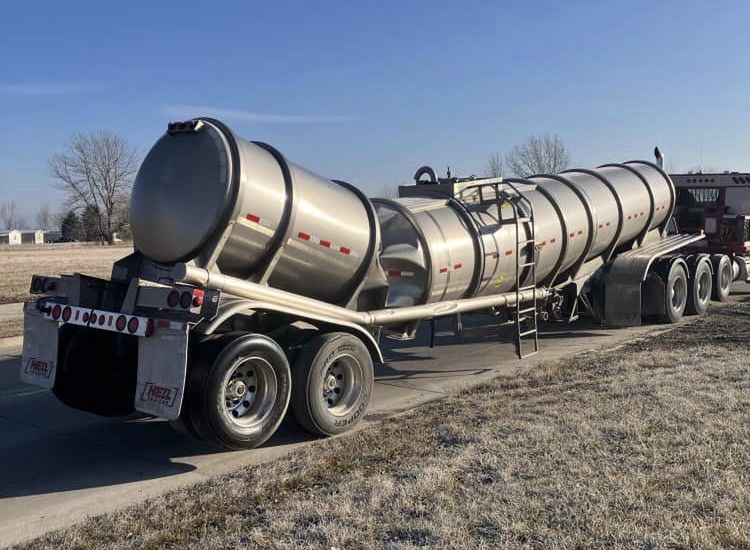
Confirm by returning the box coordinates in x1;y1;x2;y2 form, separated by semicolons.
498;182;539;358
462;179;540;358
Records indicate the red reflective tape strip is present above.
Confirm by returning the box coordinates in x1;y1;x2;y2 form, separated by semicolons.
319;239;332;248
454;263;463;270
339;246;351;255
387;268;401;276
298;231;311;241
439;267;449;273
505;249;513;255
246;213;261;223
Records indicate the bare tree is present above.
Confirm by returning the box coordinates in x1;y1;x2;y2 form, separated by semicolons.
49;131;139;244
0;202;19;230
36;204;53;231
486;152;503;178
505;134;570;177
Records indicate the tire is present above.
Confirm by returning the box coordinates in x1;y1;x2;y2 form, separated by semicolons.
686;257;712;316
185;333;291;450
658;261;688;324
711;254;732;302
291;332;374;437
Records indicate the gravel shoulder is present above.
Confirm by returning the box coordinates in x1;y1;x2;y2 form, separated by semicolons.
12;299;750;550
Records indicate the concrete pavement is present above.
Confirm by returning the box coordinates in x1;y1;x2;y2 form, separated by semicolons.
1;284;748;547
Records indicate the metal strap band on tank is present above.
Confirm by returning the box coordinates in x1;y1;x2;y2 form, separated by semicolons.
371;198;434;307
521;177;569;287
250;141;295;284
487;178;538;289
332;179;380;307
599;163;655;247
561;168;624;263
538;174;597;277
408;187;485;299
624;160;676;236
176;118;242;265
445;196;484;298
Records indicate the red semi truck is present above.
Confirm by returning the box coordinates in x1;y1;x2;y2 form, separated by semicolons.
670;169;750;296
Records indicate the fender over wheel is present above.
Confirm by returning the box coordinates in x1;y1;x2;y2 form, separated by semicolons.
176;333;291;450
291;332;374;437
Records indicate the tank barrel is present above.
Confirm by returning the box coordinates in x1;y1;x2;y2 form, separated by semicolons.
137;118;675;327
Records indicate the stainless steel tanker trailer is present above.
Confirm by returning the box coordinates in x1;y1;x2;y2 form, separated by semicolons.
22;118;722;450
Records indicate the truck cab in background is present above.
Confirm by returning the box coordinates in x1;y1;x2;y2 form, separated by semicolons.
671;171;750;287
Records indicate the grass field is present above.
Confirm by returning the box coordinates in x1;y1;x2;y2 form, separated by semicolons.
0;244;131;305
15;300;750;549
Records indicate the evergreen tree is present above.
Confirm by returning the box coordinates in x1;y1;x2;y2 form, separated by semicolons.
60;210;82;240
81;205;103;242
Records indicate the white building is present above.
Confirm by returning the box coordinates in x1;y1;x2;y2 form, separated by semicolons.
0;230;22;245
20;230;45;244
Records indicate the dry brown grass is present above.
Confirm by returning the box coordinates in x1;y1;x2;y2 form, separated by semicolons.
0;318;22;339
12;303;750;549
0;244;130;305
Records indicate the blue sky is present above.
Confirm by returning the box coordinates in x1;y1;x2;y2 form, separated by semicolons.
1;0;749;223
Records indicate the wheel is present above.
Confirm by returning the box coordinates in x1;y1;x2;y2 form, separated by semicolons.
711;254;732;302
291;332;374;437
185;333;291;450
658;261;688;324
686;257;712;315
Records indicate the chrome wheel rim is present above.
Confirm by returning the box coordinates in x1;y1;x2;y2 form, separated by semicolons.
671;275;687;310
698;270;710;302
321;354;363;417
221;356;278;430
720;263;732;290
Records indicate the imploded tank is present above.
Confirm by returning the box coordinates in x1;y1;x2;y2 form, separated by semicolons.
375;162;675;313
131;118;386;309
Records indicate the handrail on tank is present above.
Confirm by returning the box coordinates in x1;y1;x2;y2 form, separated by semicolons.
174;264;550;327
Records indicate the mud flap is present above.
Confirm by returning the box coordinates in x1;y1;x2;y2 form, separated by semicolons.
20;303;59;388
135;321;188;420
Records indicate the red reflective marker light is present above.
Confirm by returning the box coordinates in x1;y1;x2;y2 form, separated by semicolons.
127;317;139;334
167;290;180;308
192;289;204;308
145;319;154;337
116;315;127;331
62;306;72;322
51;305;62;320
179;291;192;309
